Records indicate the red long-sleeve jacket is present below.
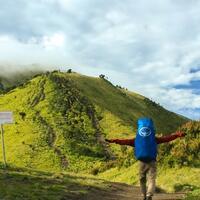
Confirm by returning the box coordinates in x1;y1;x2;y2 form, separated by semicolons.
108;133;181;146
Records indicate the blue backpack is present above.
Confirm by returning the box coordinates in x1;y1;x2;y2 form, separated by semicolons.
135;118;157;162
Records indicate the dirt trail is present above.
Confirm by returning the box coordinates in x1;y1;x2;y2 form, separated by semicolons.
85;182;186;200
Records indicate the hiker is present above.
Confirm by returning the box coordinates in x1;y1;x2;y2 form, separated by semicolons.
106;118;185;200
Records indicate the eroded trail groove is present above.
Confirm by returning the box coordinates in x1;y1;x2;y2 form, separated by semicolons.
84;182;186;200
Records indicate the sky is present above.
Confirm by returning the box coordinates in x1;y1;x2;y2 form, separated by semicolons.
0;0;200;120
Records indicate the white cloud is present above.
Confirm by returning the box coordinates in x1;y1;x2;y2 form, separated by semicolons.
0;0;200;119
41;33;65;49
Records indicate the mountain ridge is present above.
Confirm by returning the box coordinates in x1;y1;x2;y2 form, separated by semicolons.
0;71;189;172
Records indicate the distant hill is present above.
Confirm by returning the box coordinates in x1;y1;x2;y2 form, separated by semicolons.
0;71;189;172
0;69;44;92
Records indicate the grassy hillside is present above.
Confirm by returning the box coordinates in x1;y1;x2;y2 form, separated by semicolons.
0;71;188;172
0;72;108;172
62;72;187;134
0;72;103;172
0;71;199;199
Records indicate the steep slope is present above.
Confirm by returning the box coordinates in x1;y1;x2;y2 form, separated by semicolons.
0;71;188;172
0;72;109;172
56;72;188;134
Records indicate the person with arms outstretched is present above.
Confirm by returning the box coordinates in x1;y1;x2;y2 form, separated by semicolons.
106;118;185;200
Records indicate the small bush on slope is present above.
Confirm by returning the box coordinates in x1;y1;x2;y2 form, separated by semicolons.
158;121;200;167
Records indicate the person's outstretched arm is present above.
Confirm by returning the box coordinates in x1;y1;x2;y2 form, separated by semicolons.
106;138;135;146
156;131;186;144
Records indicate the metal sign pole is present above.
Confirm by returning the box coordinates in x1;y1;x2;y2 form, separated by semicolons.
1;124;7;167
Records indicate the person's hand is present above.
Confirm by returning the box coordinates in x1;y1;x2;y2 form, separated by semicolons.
176;131;186;137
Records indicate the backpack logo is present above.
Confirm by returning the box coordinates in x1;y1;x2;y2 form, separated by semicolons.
139;127;151;137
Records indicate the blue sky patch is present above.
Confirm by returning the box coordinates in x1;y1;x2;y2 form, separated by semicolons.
178;108;200;120
189;67;200;73
174;80;200;94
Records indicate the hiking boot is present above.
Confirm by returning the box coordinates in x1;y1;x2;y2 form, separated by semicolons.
146;196;152;200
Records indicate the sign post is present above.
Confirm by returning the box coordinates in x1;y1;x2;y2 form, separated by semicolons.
1;124;6;166
0;112;13;168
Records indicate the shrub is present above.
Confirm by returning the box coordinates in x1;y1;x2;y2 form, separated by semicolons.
99;74;105;79
19;112;26;120
67;69;72;73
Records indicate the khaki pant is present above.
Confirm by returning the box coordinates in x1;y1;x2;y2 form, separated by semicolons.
139;160;157;198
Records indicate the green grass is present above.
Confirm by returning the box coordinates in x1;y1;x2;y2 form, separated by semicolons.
98;163;200;193
98;162;139;185
0;165;110;200
0;76;63;171
184;189;200;200
157;166;200;192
